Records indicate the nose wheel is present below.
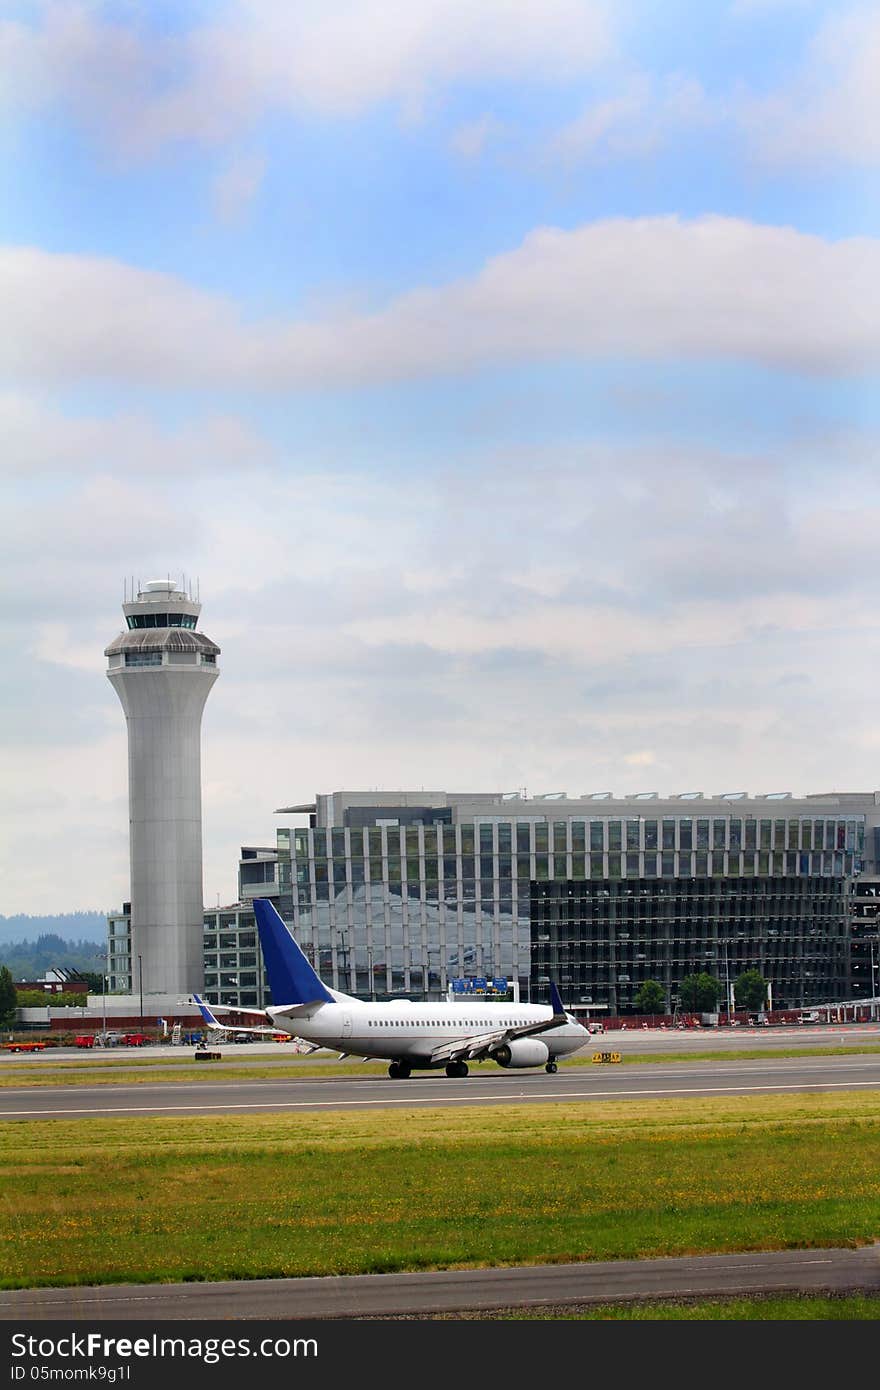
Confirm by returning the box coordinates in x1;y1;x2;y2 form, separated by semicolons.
545;1060;558;1073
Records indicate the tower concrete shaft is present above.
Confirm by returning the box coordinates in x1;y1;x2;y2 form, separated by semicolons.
105;580;219;996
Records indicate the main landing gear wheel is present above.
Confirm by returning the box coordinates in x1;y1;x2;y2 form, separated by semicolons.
545;1060;558;1074
388;1060;411;1079
445;1061;468;1078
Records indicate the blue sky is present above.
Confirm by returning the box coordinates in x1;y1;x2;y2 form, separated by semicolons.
1;0;878;911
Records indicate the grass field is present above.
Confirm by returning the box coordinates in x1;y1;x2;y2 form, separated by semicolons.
2;1091;879;1291
0;1042;878;1088
474;1294;880;1319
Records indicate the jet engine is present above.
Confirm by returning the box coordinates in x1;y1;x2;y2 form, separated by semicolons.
492;1038;550;1068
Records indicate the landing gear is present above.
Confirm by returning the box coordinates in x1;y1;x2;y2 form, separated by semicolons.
545;1060;558;1074
445;1061;469;1078
388;1060;411;1079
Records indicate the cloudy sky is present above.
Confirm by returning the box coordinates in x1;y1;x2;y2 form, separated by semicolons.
2;0;878;914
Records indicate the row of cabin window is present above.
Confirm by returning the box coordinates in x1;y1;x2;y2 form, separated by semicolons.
365;1017;528;1028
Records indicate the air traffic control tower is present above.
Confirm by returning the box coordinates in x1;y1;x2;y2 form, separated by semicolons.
105;580;219;996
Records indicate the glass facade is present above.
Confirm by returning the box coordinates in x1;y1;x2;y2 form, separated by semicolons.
107;909;132;993
532;876;851;1013
108;795;872;1013
847;878;880;1003
201;906;266;1007
262;805;865;1008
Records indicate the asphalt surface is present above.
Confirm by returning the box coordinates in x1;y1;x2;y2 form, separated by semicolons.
2;1052;880;1120
2;1245;878;1320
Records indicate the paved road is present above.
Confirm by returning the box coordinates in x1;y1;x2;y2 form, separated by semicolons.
2;1245;878;1320
2;1053;879;1120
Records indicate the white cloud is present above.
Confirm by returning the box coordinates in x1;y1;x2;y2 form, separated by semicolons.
545;73;710;165
548;78;655;162
4;425;880;910
450;113;505;160
1;1;613;155
739;7;880;167
730;0;818;13
3;215;879;390
0;392;276;477
211;152;267;224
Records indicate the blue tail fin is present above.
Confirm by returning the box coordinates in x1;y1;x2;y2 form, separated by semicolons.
549;981;566;1017
192;993;222;1028
253;899;335;1007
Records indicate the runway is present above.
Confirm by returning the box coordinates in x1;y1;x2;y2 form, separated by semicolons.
2;1052;879;1120
2;1244;878;1320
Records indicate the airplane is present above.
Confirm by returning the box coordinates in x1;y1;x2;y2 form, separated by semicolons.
190;994;312;1049
252;897;588;1078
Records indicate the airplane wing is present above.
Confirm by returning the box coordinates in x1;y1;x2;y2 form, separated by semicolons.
429;989;569;1065
429;1028;509;1064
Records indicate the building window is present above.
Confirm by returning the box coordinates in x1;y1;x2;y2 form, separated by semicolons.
124;651;162;667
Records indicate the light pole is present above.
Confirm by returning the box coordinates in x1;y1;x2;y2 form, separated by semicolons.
94;950;107;1041
137;954;143;1036
722;940;733;1023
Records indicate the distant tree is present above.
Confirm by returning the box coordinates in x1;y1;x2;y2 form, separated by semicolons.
0;966;17;1028
734;970;768;1013
0;936;108;980
634;979;667;1014
678;973;724;1014
77;972;105;993
15;990;88;1009
0;912;107;945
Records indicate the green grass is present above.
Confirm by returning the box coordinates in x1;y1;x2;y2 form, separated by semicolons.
1;1042;878;1087
473;1294;880;1320
2;1091;880;1291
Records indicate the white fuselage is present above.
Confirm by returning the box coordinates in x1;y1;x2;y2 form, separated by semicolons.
267;994;587;1067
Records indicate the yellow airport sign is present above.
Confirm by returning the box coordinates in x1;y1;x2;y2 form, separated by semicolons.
591;1051;622;1064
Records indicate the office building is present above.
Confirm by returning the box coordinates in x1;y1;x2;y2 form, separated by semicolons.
198;789;880;1014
